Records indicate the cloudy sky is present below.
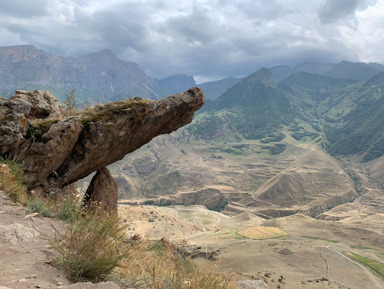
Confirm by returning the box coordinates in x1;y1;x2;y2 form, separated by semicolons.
0;0;383;83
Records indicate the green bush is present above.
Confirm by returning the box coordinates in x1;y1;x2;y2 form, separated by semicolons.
53;195;79;222
27;198;53;217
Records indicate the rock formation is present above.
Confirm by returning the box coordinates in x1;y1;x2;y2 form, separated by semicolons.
0;88;205;204
82;167;118;214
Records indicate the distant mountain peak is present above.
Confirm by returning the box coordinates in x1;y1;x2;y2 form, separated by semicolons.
246;67;275;86
156;74;196;95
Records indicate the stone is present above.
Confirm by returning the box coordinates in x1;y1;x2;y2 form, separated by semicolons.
0;97;31;154
0;90;63;154
54;87;205;187
235;280;270;289
10;117;82;189
0;223;40;244
9;90;62;119
82;167;118;214
277;248;293;255
63;281;121;289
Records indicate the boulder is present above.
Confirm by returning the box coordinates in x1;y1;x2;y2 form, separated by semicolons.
82;167;118;214
235;280;270;289
10;117;82;188
9;90;62;119
0;89;62;155
0;97;31;154
0;223;40;244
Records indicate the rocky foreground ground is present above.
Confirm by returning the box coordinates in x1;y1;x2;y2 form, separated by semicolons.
0;191;123;289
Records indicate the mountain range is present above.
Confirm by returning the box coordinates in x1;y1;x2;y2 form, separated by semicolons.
0;45;166;104
2;45;384;213
3;45;384;287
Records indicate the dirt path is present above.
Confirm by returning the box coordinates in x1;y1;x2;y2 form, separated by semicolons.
326;247;384;289
0;192;121;289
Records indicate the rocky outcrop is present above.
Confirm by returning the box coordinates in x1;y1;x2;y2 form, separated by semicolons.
0;88;205;195
9;90;62;119
0;89;63;155
82;167;118;214
0;96;31;155
52;87;204;188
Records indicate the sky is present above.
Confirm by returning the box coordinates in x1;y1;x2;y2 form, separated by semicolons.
0;0;383;83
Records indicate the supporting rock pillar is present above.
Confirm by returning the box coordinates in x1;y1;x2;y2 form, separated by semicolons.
82;167;118;215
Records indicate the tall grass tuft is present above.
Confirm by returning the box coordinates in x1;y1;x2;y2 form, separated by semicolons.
0;157;27;204
51;208;128;282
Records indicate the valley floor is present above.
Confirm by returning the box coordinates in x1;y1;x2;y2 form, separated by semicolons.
119;201;384;289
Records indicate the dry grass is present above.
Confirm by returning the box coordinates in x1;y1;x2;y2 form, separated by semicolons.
237;226;288;240
113;240;237;289
51;207;128;282
0;157;27;204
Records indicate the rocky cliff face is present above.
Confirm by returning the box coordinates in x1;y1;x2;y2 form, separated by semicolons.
0;88;205;211
0;45;166;102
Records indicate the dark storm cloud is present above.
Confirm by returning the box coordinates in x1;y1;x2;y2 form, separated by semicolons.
0;0;382;82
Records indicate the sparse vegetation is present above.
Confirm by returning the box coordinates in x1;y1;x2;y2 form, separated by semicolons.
113;240;237;289
302;236;340;243
346;252;384;278
63;89;77;114
237;226;288;240
51;207;128;282
27;198;53;217
0;157;27;204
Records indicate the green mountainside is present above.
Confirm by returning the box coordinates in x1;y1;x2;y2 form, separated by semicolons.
111;64;384;218
191;68;292;142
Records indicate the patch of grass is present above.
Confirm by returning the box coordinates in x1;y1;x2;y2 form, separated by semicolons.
203;220;213;225
351;245;379;251
114;240;237;289
216;230;245;240
179;211;193;218
53;195;80;222
302;236;339;243
238;226;288;240
346;252;384;278
51;208;128;282
27;198;53;217
80;98;150;127
0;157;27;204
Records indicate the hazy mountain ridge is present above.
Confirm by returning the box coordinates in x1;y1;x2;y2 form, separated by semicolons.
0;45;166;104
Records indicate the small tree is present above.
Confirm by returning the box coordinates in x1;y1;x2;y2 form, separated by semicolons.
63;89;76;113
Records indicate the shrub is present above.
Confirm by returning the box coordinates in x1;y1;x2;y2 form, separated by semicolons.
53;194;80;222
0;157;27;204
63;89;77;114
51;208;128;282
27;198;53;217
